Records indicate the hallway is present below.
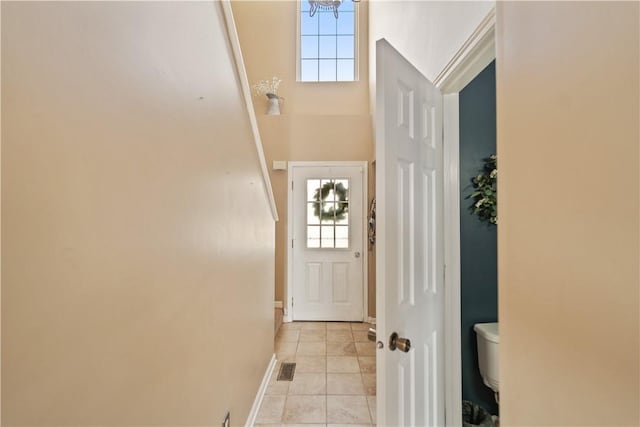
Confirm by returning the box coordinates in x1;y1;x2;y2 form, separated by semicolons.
255;322;377;426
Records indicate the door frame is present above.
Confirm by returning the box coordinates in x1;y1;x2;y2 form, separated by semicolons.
433;7;496;427
286;161;369;323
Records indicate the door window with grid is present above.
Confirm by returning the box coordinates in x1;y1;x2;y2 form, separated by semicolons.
306;179;350;248
299;0;357;82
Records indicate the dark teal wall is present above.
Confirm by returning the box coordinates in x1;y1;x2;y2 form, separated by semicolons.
459;61;498;415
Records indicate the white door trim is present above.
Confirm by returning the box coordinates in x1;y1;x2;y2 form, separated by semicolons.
434;7;496;93
285;161;369;323
436;7;496;427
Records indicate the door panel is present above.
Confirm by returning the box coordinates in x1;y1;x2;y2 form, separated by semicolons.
376;39;445;427
332;263;349;303
291;164;365;321
398;160;415;306
306;263;322;302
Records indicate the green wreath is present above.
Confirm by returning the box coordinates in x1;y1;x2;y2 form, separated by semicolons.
313;181;348;221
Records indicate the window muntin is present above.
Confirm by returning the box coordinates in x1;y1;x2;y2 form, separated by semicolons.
299;0;357;82
306;178;350;249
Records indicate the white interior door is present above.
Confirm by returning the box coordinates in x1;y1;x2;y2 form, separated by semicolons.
376;39;445;426
290;163;366;321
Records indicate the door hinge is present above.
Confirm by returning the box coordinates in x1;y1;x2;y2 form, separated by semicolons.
291;181;294;191
292;297;294;307
291;239;294;248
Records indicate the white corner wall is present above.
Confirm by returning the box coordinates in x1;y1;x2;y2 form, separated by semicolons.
369;0;494;111
2;2;275;425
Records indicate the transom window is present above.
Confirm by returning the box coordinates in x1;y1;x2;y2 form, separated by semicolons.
306;179;350;248
298;0;357;82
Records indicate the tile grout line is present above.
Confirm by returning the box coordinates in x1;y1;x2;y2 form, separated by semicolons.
326;321;329;425
325;328;328;424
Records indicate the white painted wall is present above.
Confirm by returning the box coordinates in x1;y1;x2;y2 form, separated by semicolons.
369;0;495;111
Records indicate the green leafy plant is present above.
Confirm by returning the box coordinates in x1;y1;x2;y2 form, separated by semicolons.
468;154;497;225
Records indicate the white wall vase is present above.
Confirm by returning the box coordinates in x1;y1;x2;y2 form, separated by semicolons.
266;93;281;115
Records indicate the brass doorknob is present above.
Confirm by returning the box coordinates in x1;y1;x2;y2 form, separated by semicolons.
389;332;411;352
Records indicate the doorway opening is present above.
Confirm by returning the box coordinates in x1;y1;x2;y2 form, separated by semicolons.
439;10;496;425
458;60;499;419
287;161;369;322
374;7;496;426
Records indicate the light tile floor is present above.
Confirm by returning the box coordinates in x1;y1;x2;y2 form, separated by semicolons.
255;321;377;427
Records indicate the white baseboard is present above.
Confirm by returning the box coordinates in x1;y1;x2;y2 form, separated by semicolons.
282;316;373;324
245;354;276;427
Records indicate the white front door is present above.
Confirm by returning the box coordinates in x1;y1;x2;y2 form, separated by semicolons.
376;40;445;426
290;162;366;321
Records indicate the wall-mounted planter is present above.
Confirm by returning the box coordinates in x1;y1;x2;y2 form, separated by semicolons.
266;93;281;115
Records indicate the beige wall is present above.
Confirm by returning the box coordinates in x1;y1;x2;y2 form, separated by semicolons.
497;2;639;425
1;2;275;425
232;1;375;316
